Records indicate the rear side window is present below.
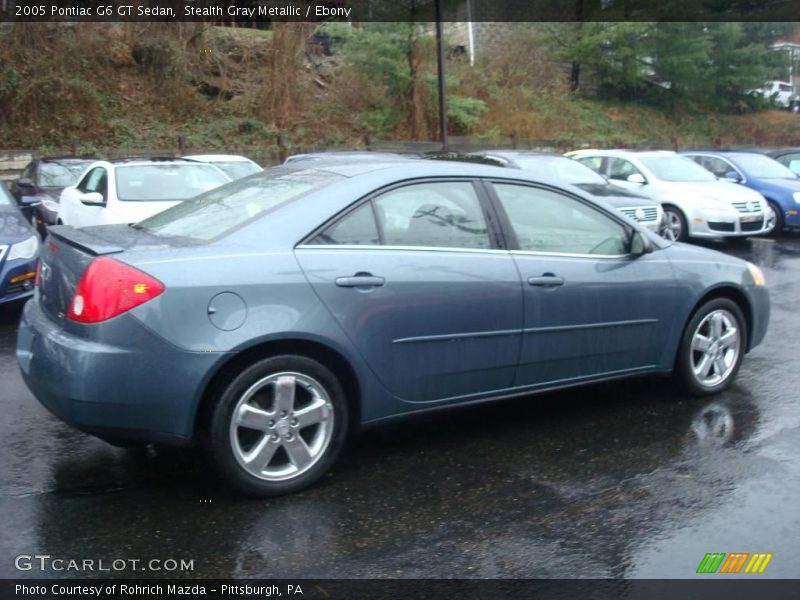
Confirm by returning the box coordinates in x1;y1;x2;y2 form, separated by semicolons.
310;181;491;250
138;168;342;241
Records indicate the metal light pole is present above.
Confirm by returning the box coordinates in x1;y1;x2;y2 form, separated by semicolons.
435;0;449;152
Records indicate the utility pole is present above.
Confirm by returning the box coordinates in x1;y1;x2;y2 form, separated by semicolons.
435;0;449;152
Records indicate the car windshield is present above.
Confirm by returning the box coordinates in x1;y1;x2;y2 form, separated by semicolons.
38;161;91;187
733;154;797;179
512;156;607;185
116;164;230;201
210;161;262;180
136;167;343;240
639;156;716;182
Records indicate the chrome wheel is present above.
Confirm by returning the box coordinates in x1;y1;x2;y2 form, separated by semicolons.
230;372;334;482
662;209;683;241
690;310;741;388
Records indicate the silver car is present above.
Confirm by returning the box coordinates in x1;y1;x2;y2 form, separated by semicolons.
569;150;771;241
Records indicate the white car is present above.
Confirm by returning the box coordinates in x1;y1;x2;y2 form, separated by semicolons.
183;154;263;180
58;158;231;228
569;150;771;241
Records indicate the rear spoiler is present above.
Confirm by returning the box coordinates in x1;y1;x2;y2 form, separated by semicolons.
48;225;125;256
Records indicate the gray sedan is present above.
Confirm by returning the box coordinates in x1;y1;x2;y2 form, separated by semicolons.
17;160;770;496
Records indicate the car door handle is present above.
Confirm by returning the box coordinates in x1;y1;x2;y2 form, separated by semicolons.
528;275;565;287
335;274;386;288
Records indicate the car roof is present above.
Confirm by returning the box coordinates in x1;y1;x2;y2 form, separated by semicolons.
106;157;205;166
183;154;256;163
285;151;418;163
36;156;96;163
472;150;561;160
682;149;772;156
572;149;677;158
275;158;548;181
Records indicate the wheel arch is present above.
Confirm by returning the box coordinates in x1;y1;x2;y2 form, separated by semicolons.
684;284;754;355
193;337;362;442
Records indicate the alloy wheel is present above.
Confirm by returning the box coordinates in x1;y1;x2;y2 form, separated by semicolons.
229;372;334;481
690;309;741;388
662;209;683;241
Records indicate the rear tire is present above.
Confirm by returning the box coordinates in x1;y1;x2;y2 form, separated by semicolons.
675;299;747;396
207;355;348;496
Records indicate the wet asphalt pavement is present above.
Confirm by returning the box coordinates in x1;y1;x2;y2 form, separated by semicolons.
0;237;798;580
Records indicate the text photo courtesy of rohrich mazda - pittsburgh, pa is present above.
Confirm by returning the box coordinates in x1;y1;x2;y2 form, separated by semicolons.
0;2;799;598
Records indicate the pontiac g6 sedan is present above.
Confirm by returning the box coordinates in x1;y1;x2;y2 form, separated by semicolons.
17;161;770;496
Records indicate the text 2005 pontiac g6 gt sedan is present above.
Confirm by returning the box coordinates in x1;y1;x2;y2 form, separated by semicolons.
17;161;769;496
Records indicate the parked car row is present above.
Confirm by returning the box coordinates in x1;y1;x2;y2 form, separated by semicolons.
7;154;262;235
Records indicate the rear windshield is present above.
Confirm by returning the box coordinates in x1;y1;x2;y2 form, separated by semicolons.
38;161;91;187
135;167;343;241
116;164;230;201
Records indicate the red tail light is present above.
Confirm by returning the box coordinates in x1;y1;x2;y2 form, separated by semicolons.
34;260;41;287
67;257;165;323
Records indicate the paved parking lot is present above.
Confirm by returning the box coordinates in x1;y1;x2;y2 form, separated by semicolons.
0;236;798;579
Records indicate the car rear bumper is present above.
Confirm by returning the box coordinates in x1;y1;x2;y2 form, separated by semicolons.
16;298;222;446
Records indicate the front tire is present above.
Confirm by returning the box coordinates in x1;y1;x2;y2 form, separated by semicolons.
766;201;784;236
662;206;688;241
675;299;747;396
207;355;349;496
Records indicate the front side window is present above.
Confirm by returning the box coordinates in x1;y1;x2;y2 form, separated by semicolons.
774;152;800;175
689;155;734;178
606;158;643;182
493;183;629;256
78;168;108;199
309;181;491;250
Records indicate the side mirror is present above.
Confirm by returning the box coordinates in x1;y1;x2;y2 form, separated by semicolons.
80;192;104;206
627;173;647;184
20;195;41;207
723;171;742;183
17;177;35;188
630;231;654;256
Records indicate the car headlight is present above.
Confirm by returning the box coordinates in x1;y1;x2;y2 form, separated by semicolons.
7;235;39;262
746;262;765;287
41;199;59;212
792;191;800;204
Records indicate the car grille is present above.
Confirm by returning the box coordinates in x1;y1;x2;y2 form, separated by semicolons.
708;221;736;232
619;206;660;222
741;218;765;232
732;201;762;213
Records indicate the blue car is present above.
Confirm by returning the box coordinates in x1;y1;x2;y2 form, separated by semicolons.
682;151;800;233
0;182;39;305
17;161;769;496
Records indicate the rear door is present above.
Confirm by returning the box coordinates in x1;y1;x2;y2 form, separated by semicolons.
294;179;523;403
487;180;677;386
